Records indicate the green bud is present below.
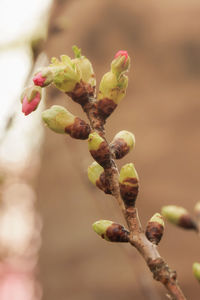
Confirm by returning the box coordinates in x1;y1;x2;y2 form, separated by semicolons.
87;162;104;185
114;130;135;149
50;55;81;92
72;45;96;87
161;205;197;230
150;213;165;227
119;163;139;186
42;105;91;139
92;220;113;241
111;130;135;159
146;213;165;245
88;132;104;151
193;262;200;281
119;163;139;207
92;220;129;242
161;206;188;225
98;71;128;105
42;105;75;133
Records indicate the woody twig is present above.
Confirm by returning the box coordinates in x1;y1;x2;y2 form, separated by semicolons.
20;46;187;300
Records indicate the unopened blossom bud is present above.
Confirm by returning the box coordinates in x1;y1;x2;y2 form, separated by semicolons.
161;205;198;230
87;162;111;194
33;67;54;87
145;213;164;245
119;163;139;207
49;55;81;93
88;132;111;168
194;202;200;217
110;130;135;159
111;50;130;76
21;86;42;116
92;220;129;242
193;262;200;282
72;45;96;88
42;105;91;139
97;71;128;119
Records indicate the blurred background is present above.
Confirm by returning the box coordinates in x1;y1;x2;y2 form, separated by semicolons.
0;0;200;299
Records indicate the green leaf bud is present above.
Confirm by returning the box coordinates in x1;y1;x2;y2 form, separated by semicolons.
72;45;96;88
110;130;135;159
161;205;197;230
193;262;200;282
145;213;164;245
88;161;104;185
92;220;129;242
87;162;111;194
88;132;111;168
88;132;104;151
119;163;139;207
42;105;90;139
49;55;81;93
98;71;128;105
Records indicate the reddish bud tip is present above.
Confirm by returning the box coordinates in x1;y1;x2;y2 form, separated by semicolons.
115;50;128;64
22;93;41;116
33;72;46;87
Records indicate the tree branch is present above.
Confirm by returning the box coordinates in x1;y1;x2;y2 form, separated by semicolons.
80;95;187;300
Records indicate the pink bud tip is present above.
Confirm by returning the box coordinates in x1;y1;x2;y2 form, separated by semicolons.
22;93;41;116
115;50;128;64
33;72;46;87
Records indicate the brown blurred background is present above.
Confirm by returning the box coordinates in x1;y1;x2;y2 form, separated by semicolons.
3;0;200;299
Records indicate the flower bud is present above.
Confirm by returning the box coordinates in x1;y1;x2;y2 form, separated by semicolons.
145;213;164;245
21;86;42;116
111;50;130;76
87;162;111;194
33;67;54;87
194;202;200;217
42;105;91;139
193;262;200;282
72;45;96;88
119;163;139;207
92;220;129;242
88;132;111;168
50;55;81;93
161;205;198;230
110;130;135;159
97;71;128;119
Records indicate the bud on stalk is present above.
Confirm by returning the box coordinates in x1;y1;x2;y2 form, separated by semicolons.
42;105;91;139
145;213;164;245
88;132;111;169
33;67;54;87
161;205;198;231
87;162;111;194
97;50;130;119
193;262;200;282
21;85;42;116
92;220;129;242
119;163;139;207
110;130;135;159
